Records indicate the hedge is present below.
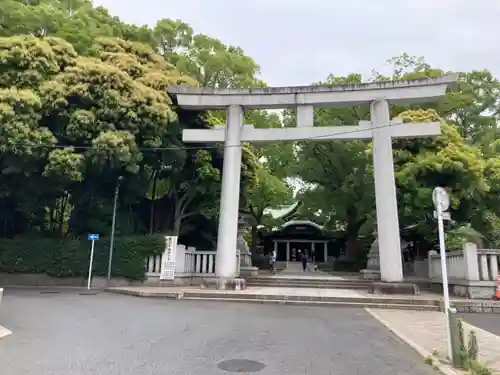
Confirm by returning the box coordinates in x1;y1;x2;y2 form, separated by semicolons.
0;234;165;280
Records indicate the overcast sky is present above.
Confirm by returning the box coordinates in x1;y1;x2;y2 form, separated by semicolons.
95;0;500;87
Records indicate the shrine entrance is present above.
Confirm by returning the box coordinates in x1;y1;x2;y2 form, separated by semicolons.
169;74;456;284
261;220;334;263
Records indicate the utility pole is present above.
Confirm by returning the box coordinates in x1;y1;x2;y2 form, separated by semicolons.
107;176;123;281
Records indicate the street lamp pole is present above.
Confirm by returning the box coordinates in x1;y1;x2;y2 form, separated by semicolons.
107;176;122;280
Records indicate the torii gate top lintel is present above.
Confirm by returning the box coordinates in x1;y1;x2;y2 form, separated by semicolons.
168;74;458;110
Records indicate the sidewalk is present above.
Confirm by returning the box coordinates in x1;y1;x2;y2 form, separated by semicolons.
367;309;500;374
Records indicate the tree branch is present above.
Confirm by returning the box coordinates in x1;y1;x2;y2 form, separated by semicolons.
179;211;197;220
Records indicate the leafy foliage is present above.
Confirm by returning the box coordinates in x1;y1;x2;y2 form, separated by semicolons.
1;0;500;277
0;234;165;280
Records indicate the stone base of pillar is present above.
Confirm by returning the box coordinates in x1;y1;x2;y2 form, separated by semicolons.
360;269;381;280
239;266;259;277
201;277;247;290
368;281;420;295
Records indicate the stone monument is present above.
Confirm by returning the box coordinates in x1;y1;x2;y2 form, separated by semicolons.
237;216;259;277
362;234;411;280
361;236;380;280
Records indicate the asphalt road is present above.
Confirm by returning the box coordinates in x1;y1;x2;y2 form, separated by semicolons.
0;288;436;375
461;313;500;336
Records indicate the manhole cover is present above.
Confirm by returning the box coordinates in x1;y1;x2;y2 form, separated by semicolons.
218;359;265;373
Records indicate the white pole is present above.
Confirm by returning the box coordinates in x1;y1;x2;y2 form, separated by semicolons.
87;240;95;290
107;177;121;280
437;203;452;359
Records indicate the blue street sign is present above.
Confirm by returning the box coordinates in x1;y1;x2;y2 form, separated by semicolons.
88;234;99;241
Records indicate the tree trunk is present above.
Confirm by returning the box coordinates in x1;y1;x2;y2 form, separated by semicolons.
344;217;367;261
173;217;181;237
57;192;69;237
149;171;159;234
344;235;358;261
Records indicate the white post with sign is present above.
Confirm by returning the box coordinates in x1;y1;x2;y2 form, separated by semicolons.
160;236;178;281
432;187;452;359
87;233;99;289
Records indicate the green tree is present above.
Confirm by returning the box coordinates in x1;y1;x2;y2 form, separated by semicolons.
0;35;196;236
390;109;490;253
0;0;155;54
287;74;374;260
241;166;293;252
375;54;500;147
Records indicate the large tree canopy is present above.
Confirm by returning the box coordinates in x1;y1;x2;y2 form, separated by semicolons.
1;0;500;267
0;33;261;242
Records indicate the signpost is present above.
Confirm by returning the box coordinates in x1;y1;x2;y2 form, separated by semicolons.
87;234;99;290
160;236;178;281
432;187;452;359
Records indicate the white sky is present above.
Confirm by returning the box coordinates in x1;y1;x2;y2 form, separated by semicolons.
95;0;500;86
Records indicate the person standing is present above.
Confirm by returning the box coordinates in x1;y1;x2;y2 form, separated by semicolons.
301;251;308;272
269;249;277;275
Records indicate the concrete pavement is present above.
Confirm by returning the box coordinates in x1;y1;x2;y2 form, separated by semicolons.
367;309;500;374
0;288;436;375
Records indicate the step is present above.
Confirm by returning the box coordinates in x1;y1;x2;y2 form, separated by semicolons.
179;297;441;311
246;282;370;290
248;279;368;285
247;278;434;290
247;280;372;286
108;288;440;306
180;291;440;306
247;278;370;284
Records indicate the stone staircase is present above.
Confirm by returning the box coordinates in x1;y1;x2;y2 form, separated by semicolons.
248;265;433;291
246;275;373;290
240;269;440;311
177;291;442;311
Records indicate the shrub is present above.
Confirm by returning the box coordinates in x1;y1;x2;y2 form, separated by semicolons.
0;234;165;280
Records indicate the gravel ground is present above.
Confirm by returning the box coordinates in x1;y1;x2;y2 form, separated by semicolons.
0;288;436;375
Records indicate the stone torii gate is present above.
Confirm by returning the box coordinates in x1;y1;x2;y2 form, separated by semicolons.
168;75;457;289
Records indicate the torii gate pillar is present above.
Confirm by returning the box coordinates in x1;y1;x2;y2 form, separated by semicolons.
169;75;457;289
214;105;244;278
370;99;403;282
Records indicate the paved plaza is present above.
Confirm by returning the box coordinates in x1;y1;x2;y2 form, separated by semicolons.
0;288;437;375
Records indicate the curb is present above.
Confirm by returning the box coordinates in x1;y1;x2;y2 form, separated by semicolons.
107;288;183;299
106;289;437;304
105;289;440;311
365;308;459;375
0;325;12;339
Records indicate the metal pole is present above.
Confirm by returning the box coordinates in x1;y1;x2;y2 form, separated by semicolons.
87;240;95;290
107;177;121;280
437;203;452;359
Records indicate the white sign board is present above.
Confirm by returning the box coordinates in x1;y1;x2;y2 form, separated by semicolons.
160;236;178;280
432;187;450;211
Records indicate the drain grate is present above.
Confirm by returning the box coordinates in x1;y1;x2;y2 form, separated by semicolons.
39;291;60;294
218;359;266;373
